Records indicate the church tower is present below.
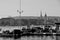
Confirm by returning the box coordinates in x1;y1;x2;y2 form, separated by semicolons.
44;12;48;25
44;12;47;18
40;11;43;19
44;12;48;20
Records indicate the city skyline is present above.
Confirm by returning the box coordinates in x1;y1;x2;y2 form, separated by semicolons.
0;0;60;18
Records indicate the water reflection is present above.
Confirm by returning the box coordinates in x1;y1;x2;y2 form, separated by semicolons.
0;35;56;40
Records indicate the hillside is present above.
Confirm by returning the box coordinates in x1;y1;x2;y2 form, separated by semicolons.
0;16;60;26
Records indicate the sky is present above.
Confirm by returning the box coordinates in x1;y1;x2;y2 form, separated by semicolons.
0;0;60;18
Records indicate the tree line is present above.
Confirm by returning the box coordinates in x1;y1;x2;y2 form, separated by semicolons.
0;17;58;26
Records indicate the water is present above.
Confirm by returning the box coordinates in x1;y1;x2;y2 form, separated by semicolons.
0;36;56;40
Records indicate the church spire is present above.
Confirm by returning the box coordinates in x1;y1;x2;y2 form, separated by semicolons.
45;12;47;17
44;11;48;25
40;11;43;19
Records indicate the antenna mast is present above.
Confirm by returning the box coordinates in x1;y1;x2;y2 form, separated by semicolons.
17;0;23;16
20;0;21;10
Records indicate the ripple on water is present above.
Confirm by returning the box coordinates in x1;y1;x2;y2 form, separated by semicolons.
0;36;56;40
15;36;56;40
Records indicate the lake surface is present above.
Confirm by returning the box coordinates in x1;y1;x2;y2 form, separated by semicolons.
0;35;57;40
